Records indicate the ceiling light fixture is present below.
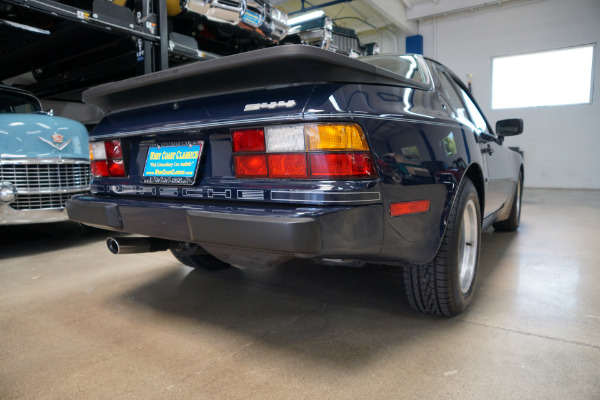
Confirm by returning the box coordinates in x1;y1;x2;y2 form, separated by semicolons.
287;10;325;25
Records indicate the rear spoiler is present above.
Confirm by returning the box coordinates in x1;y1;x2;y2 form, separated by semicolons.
83;45;432;114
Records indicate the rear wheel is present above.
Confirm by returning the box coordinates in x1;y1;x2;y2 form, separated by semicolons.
170;243;231;270
403;177;481;317
493;171;523;232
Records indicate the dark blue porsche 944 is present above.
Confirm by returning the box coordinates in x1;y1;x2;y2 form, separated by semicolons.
67;45;524;317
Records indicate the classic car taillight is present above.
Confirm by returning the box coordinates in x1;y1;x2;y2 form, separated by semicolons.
89;140;126;178
232;123;376;180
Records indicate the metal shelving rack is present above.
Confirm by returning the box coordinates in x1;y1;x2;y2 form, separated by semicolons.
0;0;223;105
3;0;218;73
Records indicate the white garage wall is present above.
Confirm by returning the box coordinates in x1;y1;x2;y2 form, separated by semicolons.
418;0;600;189
360;28;407;54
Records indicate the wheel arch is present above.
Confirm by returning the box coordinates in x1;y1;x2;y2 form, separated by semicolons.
520;163;525;183
462;163;485;222
410;162;484;265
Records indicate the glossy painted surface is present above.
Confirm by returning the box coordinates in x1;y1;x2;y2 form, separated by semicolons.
74;58;523;264
0;113;89;159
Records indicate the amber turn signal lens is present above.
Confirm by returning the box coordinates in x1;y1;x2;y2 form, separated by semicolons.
306;123;369;151
389;200;430;217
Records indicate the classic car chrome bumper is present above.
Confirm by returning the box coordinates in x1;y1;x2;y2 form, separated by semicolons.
0;159;91;225
0;204;70;225
66;195;383;258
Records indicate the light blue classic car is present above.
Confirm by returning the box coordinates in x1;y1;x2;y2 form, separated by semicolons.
0;85;91;225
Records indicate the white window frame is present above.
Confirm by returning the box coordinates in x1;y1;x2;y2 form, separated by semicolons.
491;44;595;110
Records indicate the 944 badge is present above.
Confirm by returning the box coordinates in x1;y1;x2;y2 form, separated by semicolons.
244;100;296;112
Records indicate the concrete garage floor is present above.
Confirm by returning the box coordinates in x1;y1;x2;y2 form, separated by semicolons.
0;188;599;399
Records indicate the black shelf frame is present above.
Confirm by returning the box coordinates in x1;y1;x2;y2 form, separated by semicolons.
2;0;215;76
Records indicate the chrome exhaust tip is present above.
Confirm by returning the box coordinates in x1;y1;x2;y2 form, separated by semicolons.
106;237;171;255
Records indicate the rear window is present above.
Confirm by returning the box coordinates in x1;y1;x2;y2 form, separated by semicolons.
360;55;425;84
0;91;42;114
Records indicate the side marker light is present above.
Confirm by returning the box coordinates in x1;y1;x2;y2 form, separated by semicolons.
389;200;430;217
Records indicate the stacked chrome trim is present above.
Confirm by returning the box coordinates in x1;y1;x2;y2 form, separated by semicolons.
258;2;288;40
182;0;288;40
185;0;246;25
0;159;91;212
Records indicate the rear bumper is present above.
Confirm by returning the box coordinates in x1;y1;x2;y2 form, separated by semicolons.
66;195;383;259
0;204;69;225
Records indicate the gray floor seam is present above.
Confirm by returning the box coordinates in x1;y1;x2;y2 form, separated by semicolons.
461;319;600;350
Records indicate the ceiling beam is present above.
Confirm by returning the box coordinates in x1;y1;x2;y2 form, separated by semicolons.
406;0;507;20
361;0;417;34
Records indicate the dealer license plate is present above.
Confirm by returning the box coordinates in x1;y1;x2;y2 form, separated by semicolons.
141;141;203;185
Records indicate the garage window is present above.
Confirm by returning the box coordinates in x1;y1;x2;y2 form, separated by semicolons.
491;44;595;109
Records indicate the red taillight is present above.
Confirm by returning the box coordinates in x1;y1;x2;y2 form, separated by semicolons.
234;154;268;178
108;159;126;177
91;160;109;177
231;124;377;180
268;154;308;178
105;140;123;159
90;140;126;178
309;153;375;178
232;128;265;152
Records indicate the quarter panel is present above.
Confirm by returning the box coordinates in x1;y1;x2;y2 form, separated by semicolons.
302;83;483;263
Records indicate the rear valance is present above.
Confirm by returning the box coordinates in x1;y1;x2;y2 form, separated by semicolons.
83;45;431;114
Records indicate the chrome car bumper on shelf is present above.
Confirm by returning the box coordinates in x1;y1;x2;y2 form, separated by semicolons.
185;0;246;25
181;0;288;40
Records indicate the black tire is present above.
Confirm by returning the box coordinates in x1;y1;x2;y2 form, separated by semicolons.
170;243;231;270
493;171;523;232
403;177;481;317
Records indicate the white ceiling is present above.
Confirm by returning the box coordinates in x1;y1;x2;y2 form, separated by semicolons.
275;0;514;36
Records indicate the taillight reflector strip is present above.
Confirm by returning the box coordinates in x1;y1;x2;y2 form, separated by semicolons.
389;200;431;217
